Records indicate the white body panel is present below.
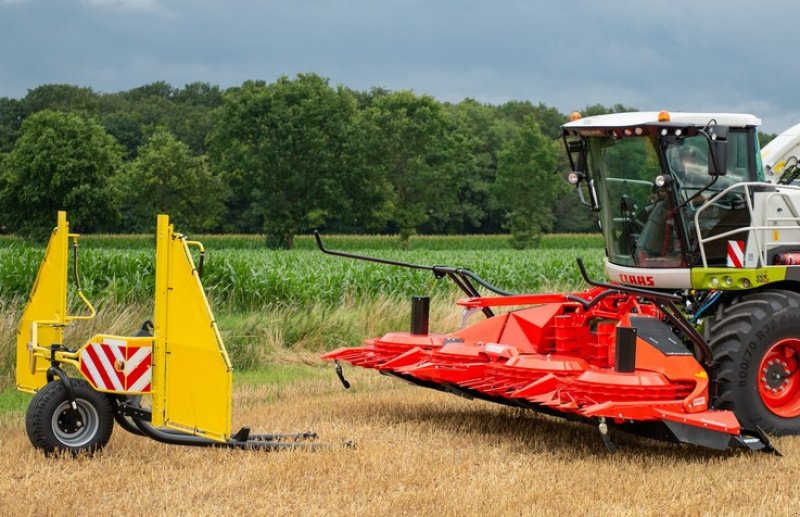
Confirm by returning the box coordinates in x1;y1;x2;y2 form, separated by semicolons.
761;123;800;182
605;260;691;289
751;187;800;264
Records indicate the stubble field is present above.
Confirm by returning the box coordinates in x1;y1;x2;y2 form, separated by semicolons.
1;366;798;516
0;233;798;516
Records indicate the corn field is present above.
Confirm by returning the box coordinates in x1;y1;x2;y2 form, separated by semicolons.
0;235;606;310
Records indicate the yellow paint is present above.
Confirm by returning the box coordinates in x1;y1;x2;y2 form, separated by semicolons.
16;212;70;392
17;212;233;443
774;229;780;241
150;214;233;442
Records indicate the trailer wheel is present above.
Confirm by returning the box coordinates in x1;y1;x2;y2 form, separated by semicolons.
25;379;114;455
705;289;800;434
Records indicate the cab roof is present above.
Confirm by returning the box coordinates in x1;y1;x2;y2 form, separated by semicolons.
562;111;761;130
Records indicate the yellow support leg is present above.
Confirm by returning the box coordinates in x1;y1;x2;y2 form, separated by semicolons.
150;214;233;442
15;212;70;392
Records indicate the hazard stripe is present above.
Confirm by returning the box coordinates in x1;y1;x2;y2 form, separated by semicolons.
128;368;152;393
727;240;745;268
126;348;152;392
125;346;151;375
79;341;152;393
81;350;108;390
85;345;115;390
93;344;125;392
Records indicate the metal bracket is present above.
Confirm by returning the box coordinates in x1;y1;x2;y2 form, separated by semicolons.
598;417;617;453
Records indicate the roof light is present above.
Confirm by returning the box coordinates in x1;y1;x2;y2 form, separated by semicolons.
658;111;671;122
569;111;582;122
623;128;632;136
567;172;581;185
634;127;644;135
675;129;683;137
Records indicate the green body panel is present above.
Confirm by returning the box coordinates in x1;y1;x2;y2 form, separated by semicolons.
690;266;788;290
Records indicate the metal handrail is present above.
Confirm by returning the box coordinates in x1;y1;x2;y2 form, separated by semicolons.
692;181;800;267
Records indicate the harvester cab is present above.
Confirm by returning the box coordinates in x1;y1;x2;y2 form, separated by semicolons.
17;212;324;455
561;111;760;278
321;111;800;454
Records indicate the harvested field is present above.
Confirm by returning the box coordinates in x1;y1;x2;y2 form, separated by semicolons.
1;366;798;516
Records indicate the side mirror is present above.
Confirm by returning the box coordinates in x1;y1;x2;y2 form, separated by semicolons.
710;139;728;175
708;125;729;176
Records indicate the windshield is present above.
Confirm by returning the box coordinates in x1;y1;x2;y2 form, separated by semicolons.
589;136;686;268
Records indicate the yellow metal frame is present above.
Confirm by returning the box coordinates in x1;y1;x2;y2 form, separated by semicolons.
16;211;234;442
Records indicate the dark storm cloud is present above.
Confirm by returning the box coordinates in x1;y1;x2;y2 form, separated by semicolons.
0;0;798;132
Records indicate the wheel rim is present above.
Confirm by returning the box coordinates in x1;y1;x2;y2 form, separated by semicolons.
51;398;101;448
758;338;800;418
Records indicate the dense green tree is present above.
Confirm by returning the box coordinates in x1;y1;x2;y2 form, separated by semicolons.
360;91;468;241
494;118;563;248
0;97;25;152
122;81;176;102
446;99;516;233
0;110;123;236
208;74;368;247
114;127;228;232
22;84;97;114
498;100;566;140
580;103;638;117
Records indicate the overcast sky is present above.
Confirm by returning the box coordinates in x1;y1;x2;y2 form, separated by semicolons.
1;0;797;133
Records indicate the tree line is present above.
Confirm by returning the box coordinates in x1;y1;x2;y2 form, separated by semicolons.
0;74;632;246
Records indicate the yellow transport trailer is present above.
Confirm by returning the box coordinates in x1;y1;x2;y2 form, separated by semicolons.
17;212;319;454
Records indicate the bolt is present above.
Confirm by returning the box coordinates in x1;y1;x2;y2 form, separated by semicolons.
769;360;775;366
762;377;767;383
772;388;777;393
763;367;768;373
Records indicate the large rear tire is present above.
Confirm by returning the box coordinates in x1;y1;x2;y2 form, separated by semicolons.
705;289;800;435
25;379;114;455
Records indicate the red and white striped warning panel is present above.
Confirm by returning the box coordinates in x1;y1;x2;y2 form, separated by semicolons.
726;240;745;268
79;338;152;393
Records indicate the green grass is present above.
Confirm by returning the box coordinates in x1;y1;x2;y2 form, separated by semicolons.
234;364;331;387
0;389;31;416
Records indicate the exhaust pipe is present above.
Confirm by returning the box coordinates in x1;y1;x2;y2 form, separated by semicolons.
411;296;430;335
615;326;637;373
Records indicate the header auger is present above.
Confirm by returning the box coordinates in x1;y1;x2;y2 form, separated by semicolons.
16;212;333;455
320;111;800;454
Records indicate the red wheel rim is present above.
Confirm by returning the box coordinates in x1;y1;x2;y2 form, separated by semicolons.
758;338;800;418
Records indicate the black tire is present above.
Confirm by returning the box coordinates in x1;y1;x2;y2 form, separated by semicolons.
25;379;114;455
705;289;800;435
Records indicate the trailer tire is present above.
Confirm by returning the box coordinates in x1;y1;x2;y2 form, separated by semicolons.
25;379;114;455
705;289;800;435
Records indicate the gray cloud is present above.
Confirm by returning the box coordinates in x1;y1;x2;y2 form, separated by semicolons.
1;0;798;132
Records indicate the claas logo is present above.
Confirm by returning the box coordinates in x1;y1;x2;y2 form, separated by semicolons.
619;274;655;287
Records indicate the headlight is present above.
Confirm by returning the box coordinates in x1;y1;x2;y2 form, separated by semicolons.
654;174;672;188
